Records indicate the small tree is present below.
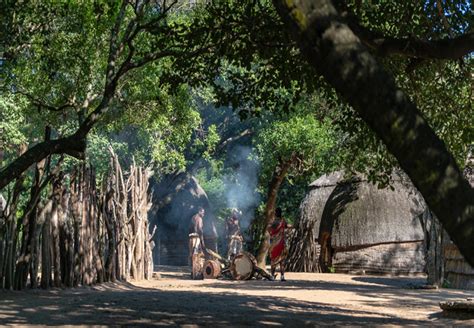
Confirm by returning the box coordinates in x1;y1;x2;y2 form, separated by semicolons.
254;110;336;267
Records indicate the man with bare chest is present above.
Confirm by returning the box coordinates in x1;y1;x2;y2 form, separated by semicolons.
189;207;206;279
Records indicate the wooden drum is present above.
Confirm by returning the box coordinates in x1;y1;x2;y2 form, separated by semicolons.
203;259;221;279
230;252;257;280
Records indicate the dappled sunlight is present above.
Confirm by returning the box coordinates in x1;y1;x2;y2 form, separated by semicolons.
1;268;473;326
0;274;465;326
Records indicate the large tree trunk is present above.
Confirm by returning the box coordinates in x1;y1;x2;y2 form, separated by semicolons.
256;159;293;267
272;0;474;266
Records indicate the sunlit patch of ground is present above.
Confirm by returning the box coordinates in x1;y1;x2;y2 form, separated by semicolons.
1;266;473;326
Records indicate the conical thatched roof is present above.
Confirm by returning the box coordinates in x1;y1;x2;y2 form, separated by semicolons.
288;170;428;274
149;173;217;265
309;171;344;188
328;174;425;248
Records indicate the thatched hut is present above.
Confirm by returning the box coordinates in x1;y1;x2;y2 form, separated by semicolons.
287;172;342;272
288;171;427;275
149;173;217;265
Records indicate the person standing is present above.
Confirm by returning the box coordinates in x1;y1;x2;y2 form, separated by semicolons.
226;208;243;260
268;207;292;281
189;207;206;279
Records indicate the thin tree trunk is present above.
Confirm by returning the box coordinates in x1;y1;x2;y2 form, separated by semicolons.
30;201;50;289
59;186;74;287
40;204;52;289
256;159;293;267
71;168;83;286
4;214;17;289
51;175;63;287
14;164;42;290
2;171;26;289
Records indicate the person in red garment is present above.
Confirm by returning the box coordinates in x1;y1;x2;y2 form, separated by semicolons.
268;207;292;281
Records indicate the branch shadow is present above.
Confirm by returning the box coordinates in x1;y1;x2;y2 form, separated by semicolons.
0;282;435;326
1;269;473;326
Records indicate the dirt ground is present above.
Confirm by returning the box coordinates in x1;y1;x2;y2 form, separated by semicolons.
1;266;473;327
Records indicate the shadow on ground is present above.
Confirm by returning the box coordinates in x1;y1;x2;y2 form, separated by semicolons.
0;285;425;326
1;269;473;326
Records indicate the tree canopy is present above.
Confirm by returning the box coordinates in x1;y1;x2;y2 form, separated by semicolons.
0;0;473;266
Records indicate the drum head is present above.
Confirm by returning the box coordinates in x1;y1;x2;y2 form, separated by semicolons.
203;260;221;279
230;252;257;280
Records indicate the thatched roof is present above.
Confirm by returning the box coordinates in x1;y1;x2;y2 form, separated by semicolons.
302;171;426;247
309;171;344;188
150;173;217;239
328;175;426;248
287;170;428;272
148;173;217;265
287;175;341;272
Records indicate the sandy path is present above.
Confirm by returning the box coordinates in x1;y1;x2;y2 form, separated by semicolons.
1;266;473;326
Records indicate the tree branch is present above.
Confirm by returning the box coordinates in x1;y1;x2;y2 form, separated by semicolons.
216;128;254;152
0;0;210;190
436;0;453;36
105;0;128;85
12;89;75;112
337;7;474;59
0;135;86;189
351;22;474;59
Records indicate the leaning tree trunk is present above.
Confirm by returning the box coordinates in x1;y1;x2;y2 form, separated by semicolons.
256;158;293;267
272;0;474;267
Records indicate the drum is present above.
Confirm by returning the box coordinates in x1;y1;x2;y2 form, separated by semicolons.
230;251;257;280
203;260;221;279
191;254;205;280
